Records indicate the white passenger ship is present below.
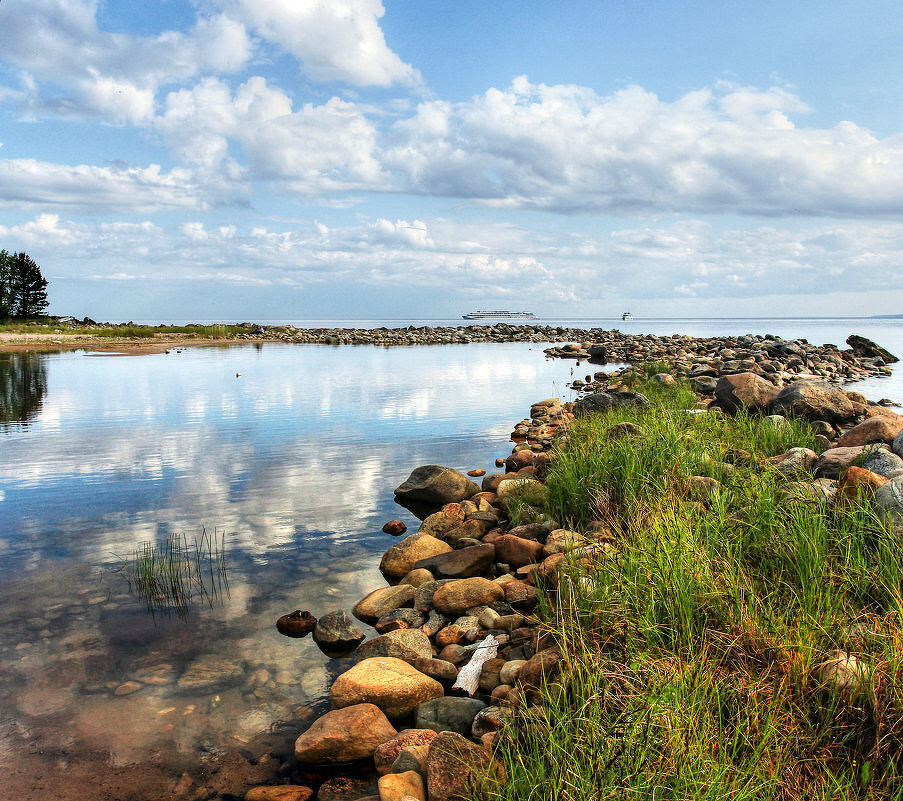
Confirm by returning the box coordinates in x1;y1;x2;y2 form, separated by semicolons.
461;310;538;320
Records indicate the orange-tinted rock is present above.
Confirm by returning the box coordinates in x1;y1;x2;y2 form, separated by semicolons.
246;786;313;801
330;658;444;718
431;578;504;615
294;704;397;764
836;416;903;448
493;534;545;568
836;466;888;504
380;535;453;580
378;770;426;801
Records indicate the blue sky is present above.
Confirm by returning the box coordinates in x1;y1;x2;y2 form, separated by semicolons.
1;0;902;321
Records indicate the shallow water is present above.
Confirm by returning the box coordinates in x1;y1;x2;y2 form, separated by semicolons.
1;322;900;798
0;342;590;795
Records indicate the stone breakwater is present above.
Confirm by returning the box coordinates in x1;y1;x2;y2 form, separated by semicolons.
543;331;898;390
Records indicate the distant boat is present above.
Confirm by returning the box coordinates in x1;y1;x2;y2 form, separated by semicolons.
462;310;538;320
622;312;633;321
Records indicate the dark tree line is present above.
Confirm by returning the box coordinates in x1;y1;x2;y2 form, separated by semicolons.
0;251;49;318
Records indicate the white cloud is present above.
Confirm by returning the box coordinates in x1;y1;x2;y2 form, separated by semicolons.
0;160;206;212
7;212;903;306
225;0;421;87
385;77;903;218
0;0;252;122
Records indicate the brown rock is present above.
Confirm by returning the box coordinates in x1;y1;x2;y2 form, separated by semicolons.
836;417;903;448
505;450;535;472
399;568;435;588
380;535;453;580
542;529;585;556
294;704;397;764
517;649;562;688
502;580;539;611
382;520;408;535
374;608;426;634
412;656;459;684
353;585;416;625
493;534;545;568
374;729;439;775
712;372;780;414
432;578;505;615
426;732;495;801
467;469;486;477
771;380;858;423
276;610;317;638
417;508;465;540
815;446;867;479
330;658;445;718
246;786;313;801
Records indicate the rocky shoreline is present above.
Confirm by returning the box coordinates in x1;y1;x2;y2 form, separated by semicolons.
240;332;903;801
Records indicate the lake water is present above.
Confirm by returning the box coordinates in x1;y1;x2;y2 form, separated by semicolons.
1;319;901;799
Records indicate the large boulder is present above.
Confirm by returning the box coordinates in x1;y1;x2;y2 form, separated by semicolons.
330;657;444;718
394;466;480;507
413;544;496;579
573;391;649;418
836;416;903;448
353;585;416;625
893;426;903;459
431;577;505;615
846;334;899;364
426;732;495;801
294;704;397;764
380;534;453;580
711;372;779;415
770;381;857;423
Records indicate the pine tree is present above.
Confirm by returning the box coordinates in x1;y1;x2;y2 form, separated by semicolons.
0;251;49;318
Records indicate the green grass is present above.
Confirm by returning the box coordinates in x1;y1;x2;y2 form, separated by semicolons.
482;374;903;801
116;528;229;619
0;320;248;338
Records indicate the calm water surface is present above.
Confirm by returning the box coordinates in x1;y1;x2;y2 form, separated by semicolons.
0;320;900;793
0;342;589;787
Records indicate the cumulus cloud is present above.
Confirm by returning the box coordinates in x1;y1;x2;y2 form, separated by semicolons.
0;160;206;212
385;77;903;218
224;0;421;87
0;0;253;123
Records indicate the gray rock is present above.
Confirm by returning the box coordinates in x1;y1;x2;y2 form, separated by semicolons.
862;448;903;479
894;427;903;459
415;696;486;736
846;334;899;364
313;609;365;654
413;544;496;579
394;465;480;507
356;629;434;662
767;447;818;476
573;391;649;418
374;608;426;634
770;380;857;423
873;476;903;530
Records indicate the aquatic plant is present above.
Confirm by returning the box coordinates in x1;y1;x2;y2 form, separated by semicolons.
117;528;229;619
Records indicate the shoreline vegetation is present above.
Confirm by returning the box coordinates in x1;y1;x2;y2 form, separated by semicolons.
247;337;903;800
